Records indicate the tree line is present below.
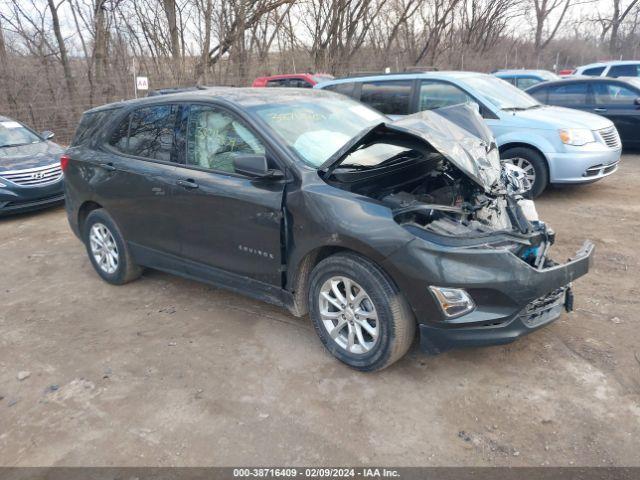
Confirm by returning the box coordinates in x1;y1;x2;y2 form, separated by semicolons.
0;0;639;141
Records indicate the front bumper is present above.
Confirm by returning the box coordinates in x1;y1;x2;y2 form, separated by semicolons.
382;239;594;354
0;181;65;216
547;147;621;184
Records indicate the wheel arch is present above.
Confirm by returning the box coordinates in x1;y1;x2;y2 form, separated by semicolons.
288;244;397;317
499;142;551;176
77;200;103;235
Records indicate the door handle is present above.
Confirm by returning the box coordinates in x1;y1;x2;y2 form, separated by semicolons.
594;108;607;113
99;162;117;172
177;179;199;189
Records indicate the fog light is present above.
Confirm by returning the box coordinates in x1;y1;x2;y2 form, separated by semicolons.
429;286;475;318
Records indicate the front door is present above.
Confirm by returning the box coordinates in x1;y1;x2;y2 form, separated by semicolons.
172;103;286;286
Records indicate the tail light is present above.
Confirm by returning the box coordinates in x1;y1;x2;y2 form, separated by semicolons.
60;154;70;172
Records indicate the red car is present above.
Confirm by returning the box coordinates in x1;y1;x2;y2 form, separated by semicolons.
252;73;334;88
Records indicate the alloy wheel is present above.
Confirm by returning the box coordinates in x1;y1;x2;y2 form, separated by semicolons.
319;276;379;354
89;223;119;274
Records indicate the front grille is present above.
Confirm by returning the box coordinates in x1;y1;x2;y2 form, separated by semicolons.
0;163;63;187
520;288;566;328
596;126;621;149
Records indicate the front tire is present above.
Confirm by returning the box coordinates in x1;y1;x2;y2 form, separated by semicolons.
83;209;142;285
501;146;549;198
308;252;415;371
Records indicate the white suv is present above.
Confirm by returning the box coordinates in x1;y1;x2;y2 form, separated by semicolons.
574;61;640;78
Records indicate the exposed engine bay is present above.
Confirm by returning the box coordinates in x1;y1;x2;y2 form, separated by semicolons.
325;131;556;270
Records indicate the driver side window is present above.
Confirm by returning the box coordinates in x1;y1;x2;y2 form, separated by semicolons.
419;81;476;110
186;105;265;174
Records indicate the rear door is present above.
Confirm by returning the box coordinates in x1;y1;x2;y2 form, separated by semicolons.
93;104;184;257
171;103;286;286
591;81;640;146
546;82;590;112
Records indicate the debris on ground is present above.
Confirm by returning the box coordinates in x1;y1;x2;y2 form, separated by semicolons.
16;371;31;381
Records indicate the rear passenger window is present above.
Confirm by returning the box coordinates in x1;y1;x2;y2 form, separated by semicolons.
109;105;178;162
289;78;312;88
419;81;475;110
516;77;541;89
186;105;265;174
547;83;588;106
583;66;605;76
528;87;548;103
360;80;412;115
267;79;288;87
324;82;357;98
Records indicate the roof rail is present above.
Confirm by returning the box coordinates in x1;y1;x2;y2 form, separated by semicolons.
403;66;439;72
146;85;211;97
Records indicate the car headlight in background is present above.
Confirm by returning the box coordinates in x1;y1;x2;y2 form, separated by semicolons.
429;286;476;318
559;128;595;146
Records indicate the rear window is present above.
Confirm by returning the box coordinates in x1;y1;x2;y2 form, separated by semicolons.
108;105;178;162
360;80;413;115
71;109;115;147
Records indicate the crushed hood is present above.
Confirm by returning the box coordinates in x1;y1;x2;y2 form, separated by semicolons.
319;104;502;191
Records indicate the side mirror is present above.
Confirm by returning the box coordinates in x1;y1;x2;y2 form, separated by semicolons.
233;154;284;179
41;131;55;140
634;97;640;106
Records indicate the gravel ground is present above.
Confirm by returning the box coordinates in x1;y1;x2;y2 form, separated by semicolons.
1;155;639;467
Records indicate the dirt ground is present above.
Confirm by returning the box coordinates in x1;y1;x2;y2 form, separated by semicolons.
1;156;639;468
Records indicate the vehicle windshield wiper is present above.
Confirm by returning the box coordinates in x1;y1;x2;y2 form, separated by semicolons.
339;151;420;171
0;142;30;148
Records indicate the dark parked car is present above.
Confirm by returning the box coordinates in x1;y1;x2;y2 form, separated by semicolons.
63;89;593;371
0;117;65;215
527;77;640;148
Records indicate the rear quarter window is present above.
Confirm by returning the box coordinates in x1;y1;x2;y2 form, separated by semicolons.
583;66;606;76
323;82;357;99
71;109;116;147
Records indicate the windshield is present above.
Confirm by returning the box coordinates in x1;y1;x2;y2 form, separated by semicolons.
0;120;42;148
462;75;541;110
249;97;385;167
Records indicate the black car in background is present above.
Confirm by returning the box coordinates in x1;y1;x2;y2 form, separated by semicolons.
63;89;593;371
526;77;640;148
0;117;65;215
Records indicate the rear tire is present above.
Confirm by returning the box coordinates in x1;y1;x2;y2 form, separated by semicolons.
308;252;415;371
83;209;142;285
501;147;549;198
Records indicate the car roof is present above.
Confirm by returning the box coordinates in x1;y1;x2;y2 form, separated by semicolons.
578;60;640;69
0;115;13;122
494;69;553;76
525;76;640;91
256;73;315;80
320;71;489;86
83;87;341;114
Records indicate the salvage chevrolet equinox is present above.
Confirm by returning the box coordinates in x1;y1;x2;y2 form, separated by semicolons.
63;89;594;371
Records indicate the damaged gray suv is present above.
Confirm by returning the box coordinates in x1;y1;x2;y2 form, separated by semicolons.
63;89;593;371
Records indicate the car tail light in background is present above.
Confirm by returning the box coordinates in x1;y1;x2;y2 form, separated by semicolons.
60;154;70;172
558;69;576;76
